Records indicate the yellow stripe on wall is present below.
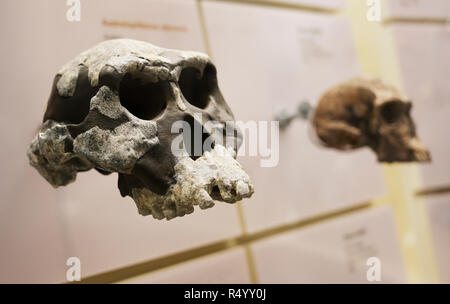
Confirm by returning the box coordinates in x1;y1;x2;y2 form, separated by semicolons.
344;0;439;283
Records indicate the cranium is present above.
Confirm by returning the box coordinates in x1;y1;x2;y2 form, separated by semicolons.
312;77;431;162
28;39;253;220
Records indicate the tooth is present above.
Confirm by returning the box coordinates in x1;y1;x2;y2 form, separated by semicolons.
218;181;233;202
183;204;195;215
236;180;250;197
163;200;177;220
164;210;177;220
150;205;164;220
197;189;214;209
175;204;187;217
137;207;152;216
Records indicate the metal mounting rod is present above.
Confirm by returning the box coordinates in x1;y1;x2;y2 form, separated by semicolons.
274;100;314;130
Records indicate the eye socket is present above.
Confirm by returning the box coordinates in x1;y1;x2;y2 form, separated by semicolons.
380;100;406;124
178;64;217;109
119;73;168;120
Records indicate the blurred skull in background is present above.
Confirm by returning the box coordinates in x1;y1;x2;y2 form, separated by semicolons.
313;77;431;163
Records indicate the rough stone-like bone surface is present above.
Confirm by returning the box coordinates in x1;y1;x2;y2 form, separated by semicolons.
132;145;253;220
27;39;253;220
313;77;431;162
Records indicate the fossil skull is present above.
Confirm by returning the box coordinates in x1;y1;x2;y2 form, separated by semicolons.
313;77;430;162
28;39;254;220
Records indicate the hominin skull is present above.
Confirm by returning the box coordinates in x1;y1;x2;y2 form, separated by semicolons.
28;39;254;220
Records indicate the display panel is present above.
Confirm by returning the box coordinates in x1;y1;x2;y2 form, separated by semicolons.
252;206;406;283
385;0;450;19
119;248;251;284
392;24;450;189
0;0;242;281
55;0;246;278
203;1;385;232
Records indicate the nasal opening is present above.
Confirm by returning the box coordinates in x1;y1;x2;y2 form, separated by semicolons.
182;115;214;160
